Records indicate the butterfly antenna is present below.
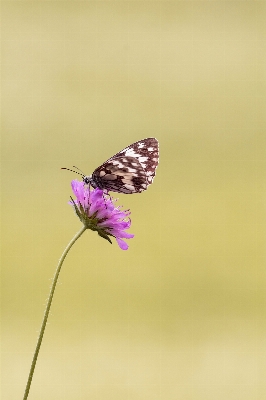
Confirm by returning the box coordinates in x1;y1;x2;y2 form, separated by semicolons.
72;166;85;175
61;167;84;177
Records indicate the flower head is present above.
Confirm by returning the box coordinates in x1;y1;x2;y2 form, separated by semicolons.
70;180;134;250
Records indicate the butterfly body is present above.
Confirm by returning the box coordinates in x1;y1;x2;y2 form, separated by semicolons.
64;138;159;194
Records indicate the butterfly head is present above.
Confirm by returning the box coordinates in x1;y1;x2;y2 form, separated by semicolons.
83;175;98;189
83;175;92;185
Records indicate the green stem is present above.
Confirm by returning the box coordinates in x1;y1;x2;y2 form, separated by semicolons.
23;225;87;400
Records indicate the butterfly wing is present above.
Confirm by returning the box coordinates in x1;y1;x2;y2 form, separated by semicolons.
92;157;147;194
92;138;159;194
106;138;159;185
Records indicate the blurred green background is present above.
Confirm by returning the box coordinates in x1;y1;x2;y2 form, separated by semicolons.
1;1;265;399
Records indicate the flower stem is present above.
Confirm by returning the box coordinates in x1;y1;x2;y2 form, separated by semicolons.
23;225;87;400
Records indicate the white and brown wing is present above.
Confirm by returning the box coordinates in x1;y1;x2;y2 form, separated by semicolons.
91;138;159;194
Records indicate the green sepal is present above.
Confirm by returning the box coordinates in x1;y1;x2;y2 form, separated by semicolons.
70;196;82;222
97;230;112;244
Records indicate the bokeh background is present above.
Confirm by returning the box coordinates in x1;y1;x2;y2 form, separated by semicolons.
1;2;265;399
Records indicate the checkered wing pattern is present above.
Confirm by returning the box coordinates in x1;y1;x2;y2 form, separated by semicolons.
92;138;159;194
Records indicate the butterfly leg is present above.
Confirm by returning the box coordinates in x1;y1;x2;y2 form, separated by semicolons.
102;189;110;209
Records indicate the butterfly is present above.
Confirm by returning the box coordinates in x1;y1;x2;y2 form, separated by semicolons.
62;138;159;194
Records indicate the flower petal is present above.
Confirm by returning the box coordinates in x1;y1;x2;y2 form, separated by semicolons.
116;238;129;250
113;231;134;239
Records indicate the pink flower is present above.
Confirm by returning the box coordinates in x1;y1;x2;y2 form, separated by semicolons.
70;180;134;250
